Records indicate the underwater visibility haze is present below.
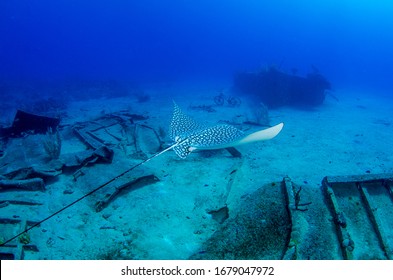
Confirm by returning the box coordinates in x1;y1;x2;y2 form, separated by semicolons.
1;0;393;90
0;0;393;260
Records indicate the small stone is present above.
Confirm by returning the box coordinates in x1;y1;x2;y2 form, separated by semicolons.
342;238;354;251
102;213;111;219
63;188;74;194
119;249;128;258
46;237;55;247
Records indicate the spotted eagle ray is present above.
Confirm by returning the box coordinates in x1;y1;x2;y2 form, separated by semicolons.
157;102;284;159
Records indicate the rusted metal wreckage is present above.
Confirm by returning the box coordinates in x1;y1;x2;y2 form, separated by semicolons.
0;111;162;259
233;66;332;108
282;174;393;260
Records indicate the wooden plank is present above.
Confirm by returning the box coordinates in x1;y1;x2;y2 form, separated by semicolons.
94;175;159;212
325;173;393;185
282;176;297;260
323;182;354;260
0;178;45;192
359;183;393;259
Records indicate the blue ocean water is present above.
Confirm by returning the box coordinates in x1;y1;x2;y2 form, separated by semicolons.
1;0;393;92
1;1;393;261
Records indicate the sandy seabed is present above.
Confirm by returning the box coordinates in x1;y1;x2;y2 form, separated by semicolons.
1;87;392;259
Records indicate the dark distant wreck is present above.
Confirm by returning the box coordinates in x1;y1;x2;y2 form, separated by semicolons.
233;66;332;108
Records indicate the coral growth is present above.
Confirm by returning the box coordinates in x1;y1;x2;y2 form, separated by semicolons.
42;128;62;160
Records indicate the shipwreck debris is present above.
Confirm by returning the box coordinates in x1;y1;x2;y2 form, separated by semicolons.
0;218;41;260
323;173;393;259
0;110;60;138
94;174;160;212
233;66;331;108
0;178;45;192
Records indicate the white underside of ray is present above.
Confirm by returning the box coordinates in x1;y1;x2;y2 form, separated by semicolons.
188;122;284;152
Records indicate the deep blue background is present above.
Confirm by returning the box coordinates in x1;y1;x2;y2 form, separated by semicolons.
1;0;392;92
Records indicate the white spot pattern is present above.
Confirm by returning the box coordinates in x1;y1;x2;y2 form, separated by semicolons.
170;102;245;158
